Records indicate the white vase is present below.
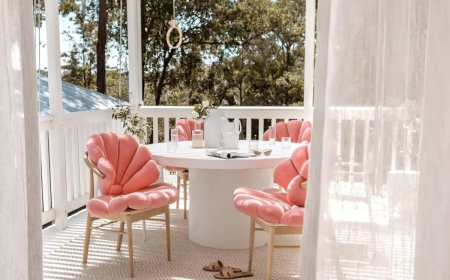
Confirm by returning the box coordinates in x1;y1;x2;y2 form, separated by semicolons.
204;109;226;148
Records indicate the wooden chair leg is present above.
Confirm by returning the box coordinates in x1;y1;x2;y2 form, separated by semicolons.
267;226;275;280
116;222;125;251
176;173;181;209
248;217;256;271
183;173;188;219
126;216;134;277
82;213;93;264
165;207;171;261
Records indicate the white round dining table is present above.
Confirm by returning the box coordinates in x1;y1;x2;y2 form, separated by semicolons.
148;140;301;250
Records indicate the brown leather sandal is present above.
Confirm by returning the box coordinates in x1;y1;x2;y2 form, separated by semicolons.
203;261;242;272
214;268;253;279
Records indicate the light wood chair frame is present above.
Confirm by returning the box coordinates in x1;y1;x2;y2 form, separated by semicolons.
248;218;303;280
176;170;189;219
82;152;172;278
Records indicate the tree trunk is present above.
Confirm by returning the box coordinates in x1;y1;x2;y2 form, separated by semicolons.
225;92;237;105
97;0;107;94
156;48;176;105
285;86;289;106
285;45;291;106
239;80;243;105
239;87;243;105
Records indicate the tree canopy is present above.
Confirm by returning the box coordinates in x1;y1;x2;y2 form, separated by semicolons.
46;0;306;106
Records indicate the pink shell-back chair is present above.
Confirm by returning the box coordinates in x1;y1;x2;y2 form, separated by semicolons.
234;143;310;227
234;142;310;278
83;133;178;277
263;120;312;143
86;132;179;215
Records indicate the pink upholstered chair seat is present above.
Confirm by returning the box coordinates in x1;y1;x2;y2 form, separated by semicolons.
234;143;310;227
87;183;179;215
85;132;178;216
263;120;312;143
164;118;203;172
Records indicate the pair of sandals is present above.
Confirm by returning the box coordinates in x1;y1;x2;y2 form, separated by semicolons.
203;260;253;279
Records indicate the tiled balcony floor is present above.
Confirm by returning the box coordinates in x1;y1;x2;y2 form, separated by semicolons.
43;199;301;279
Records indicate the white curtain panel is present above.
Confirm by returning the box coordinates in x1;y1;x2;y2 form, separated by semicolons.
0;0;43;278
299;0;449;279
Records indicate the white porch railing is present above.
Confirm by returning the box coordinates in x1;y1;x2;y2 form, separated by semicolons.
139;106;306;143
38;106;305;227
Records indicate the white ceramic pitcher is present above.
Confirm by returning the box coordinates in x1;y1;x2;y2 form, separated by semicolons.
222;118;241;149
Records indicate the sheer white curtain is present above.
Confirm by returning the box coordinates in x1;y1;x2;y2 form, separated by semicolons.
299;0;443;279
1;0;43;278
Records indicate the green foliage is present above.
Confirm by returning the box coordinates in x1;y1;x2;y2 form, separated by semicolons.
59;0;128;97
52;0;305;106
105;70;129;102
112;105;151;140
33;0;46;28
137;0;306;106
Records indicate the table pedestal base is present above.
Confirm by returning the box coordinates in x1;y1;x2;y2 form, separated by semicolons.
188;168;273;249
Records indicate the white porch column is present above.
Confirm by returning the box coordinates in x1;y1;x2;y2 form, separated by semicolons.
303;0;316;121
0;0;43;278
127;0;143;109
46;0;68;229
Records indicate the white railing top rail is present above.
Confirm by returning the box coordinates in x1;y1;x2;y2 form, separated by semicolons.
139;106;305;119
63;109;112;127
39;110;114;130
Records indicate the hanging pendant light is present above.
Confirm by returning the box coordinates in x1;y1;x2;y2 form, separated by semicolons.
166;0;183;49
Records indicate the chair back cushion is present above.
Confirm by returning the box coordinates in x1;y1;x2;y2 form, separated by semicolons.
263;120;312;143
87;133;160;195
273;143;310;207
176;118;204;141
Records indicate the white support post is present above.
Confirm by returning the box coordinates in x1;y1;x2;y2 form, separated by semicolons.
46;0;68;229
0;0;43;278
127;0;143;109
153;117;159;143
258;118;264;140
164;117;169;142
246;118;251;140
303;0;316;122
